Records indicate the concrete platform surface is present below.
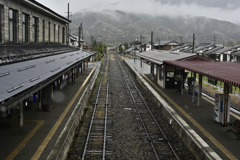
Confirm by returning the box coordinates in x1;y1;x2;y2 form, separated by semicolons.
0;62;100;160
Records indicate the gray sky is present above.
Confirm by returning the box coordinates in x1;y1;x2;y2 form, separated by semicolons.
37;0;240;25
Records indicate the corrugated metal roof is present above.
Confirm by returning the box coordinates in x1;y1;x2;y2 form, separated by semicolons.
181;47;194;52
136;50;196;65
0;50;91;102
125;48;133;52
213;47;233;54
194;44;215;52
232;50;240;56
153;40;179;46
169;44;190;51
164;60;240;87
203;46;223;55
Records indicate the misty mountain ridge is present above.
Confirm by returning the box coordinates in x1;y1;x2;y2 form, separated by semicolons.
70;9;240;45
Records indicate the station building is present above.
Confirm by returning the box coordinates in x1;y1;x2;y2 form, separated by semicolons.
0;0;94;128
0;0;69;45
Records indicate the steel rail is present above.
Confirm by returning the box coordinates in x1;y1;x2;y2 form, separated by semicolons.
82;55;109;160
115;54;180;160
103;55;110;160
129;71;180;160
115;54;160;160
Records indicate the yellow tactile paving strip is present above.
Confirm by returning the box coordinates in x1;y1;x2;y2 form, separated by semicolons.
6;120;45;160
31;65;97;160
6;65;97;160
129;61;237;160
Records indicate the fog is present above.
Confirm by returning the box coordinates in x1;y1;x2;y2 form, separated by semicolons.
37;0;240;25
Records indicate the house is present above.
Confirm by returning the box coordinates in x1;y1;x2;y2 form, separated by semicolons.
231;50;240;62
69;35;78;47
141;41;151;52
124;47;133;54
107;44;114;51
212;45;240;62
202;46;223;59
153;40;180;50
169;43;192;52
130;39;141;54
82;41;91;51
194;44;216;55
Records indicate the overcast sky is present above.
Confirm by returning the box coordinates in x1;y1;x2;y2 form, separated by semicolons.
37;0;240;25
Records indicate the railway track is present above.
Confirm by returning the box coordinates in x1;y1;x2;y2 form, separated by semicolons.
115;54;182;159
81;54;111;160
71;52;195;159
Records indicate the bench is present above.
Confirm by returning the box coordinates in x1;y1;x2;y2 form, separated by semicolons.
227;119;240;140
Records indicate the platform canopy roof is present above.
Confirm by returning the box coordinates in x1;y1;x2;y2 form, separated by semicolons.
136;50;197;65
164;60;240;87
86;51;98;56
0;50;91;103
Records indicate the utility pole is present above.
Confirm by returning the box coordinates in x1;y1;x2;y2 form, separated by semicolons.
192;33;195;54
158;38;160;50
80;23;84;49
65;3;72;45
78;24;81;49
140;34;142;52
91;35;94;51
151;31;153;50
214;35;216;45
179;36;183;45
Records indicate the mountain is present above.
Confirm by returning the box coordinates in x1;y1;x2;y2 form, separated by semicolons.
70;10;240;46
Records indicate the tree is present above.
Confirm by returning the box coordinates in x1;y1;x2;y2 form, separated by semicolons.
236;40;240;45
92;42;107;60
124;43;128;50
226;40;234;47
93;39;97;47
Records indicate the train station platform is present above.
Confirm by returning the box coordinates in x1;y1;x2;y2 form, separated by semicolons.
0;62;100;160
124;58;240;160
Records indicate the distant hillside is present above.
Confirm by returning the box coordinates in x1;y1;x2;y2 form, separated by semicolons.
70;10;240;46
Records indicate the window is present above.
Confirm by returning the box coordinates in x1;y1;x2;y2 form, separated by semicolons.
32;17;38;43
54;24;55;42
42;20;45;42
159;66;164;80
0;5;3;43
9;8;18;43
48;22;50;42
22;13;29;43
57;25;59;43
167;72;174;78
62;27;65;43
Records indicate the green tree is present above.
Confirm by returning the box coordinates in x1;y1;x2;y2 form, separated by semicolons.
226;40;234;47
93;39;97;47
236;40;240;45
124;43;128;50
118;44;123;53
93;42;107;59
